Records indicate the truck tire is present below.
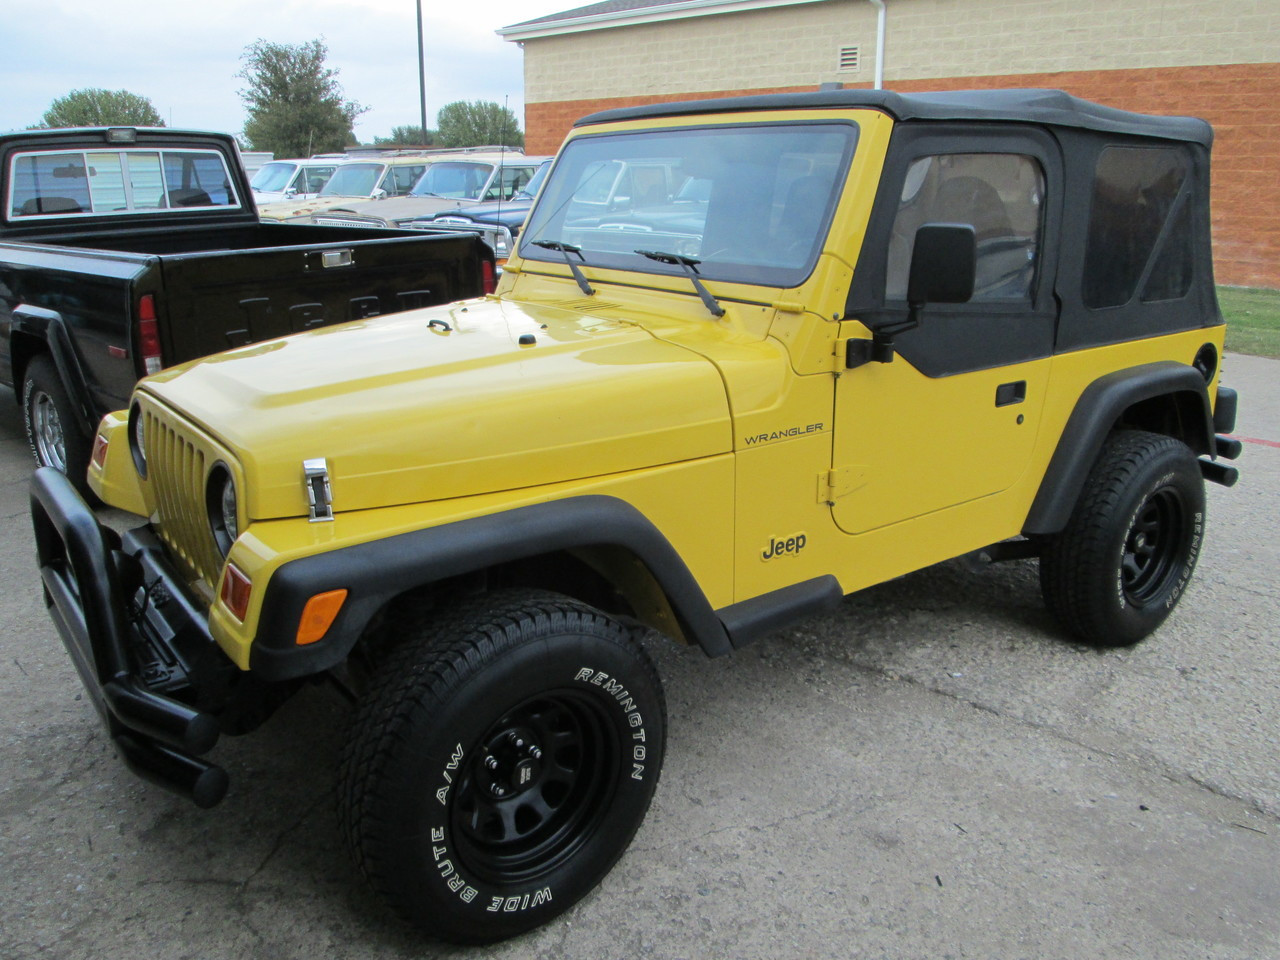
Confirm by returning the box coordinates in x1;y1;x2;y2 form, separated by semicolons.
1039;430;1205;647
22;355;93;498
337;590;666;943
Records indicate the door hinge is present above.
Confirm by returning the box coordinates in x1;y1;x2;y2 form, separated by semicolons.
819;465;866;504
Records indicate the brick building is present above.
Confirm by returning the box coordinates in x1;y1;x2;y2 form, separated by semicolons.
499;0;1280;288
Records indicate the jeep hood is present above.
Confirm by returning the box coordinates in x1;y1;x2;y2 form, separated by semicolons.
140;298;732;519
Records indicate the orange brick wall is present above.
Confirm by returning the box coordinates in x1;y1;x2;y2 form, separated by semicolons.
525;63;1280;289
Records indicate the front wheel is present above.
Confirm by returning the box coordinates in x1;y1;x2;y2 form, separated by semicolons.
1040;430;1205;646
338;590;666;943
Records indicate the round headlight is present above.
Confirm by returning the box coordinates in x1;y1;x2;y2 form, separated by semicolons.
128;402;147;477
206;464;238;558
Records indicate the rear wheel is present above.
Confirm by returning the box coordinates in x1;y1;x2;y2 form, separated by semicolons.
338;590;666;943
1040;430;1205;646
22;355;93;497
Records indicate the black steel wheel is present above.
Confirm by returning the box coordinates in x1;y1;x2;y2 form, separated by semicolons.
338;590;665;944
1040;430;1205;646
1119;486;1189;606
22;355;93;496
453;692;618;885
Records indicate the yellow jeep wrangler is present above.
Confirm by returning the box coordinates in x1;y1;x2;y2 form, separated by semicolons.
31;89;1240;943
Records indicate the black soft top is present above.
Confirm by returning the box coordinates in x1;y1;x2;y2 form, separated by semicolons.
575;88;1212;145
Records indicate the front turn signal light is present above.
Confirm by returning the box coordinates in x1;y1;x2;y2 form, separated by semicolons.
219;563;252;622
296;589;348;645
91;434;110;470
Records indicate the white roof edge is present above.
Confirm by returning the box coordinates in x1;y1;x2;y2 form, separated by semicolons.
497;0;827;41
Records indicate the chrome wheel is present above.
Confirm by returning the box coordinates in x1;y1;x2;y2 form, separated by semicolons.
30;388;68;473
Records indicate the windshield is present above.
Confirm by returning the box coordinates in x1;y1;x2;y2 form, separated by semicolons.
250;162;298;192
411;161;494;199
517;161;551;200
519;123;857;288
319;162;385;197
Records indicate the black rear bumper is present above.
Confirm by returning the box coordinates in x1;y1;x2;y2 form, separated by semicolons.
30;467;229;807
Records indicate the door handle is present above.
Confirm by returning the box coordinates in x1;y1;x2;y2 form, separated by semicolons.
995;381;1027;407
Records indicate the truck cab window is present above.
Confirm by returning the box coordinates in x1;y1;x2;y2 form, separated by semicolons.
9;154;91;215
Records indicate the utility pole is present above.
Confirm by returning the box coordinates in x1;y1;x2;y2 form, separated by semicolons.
416;0;428;144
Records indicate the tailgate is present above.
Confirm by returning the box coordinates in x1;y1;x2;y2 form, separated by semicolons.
153;230;491;366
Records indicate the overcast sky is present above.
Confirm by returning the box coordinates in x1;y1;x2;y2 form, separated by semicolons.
1;0;573;143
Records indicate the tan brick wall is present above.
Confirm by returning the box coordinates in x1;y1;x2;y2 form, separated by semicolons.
525;62;1280;288
522;0;1280;104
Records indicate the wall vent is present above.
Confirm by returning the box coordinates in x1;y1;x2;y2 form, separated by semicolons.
838;45;861;73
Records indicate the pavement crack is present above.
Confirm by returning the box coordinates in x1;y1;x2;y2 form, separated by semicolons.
239;795;326;890
852;660;1280;823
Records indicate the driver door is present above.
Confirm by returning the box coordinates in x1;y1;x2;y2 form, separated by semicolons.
831;131;1061;536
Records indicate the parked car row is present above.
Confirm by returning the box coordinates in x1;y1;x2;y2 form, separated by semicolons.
246;148;553;267
308;152;549;229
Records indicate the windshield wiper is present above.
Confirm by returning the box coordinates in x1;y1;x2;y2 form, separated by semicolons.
635;250;725;318
532;240;594;296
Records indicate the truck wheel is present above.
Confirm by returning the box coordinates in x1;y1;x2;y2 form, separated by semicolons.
22;355;93;497
337;590;666;943
1040;430;1205;646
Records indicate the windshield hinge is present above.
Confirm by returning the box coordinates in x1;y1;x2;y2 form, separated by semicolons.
304;458;334;522
772;301;806;314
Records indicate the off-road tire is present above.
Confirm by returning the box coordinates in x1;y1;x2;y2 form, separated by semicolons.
1040;430;1205;646
22;355;93;498
337;589;666;943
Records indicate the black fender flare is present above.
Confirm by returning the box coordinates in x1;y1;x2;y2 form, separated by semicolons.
250;495;738;680
12;304;99;434
1023;361;1213;536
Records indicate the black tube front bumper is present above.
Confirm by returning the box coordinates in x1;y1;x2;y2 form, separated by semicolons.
30;467;229;807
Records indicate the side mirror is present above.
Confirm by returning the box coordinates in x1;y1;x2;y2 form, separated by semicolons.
907;223;976;307
846;223;976;370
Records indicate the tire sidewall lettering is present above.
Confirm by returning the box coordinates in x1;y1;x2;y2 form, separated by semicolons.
573;664;650;781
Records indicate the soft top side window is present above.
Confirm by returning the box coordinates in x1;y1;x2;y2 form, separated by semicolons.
1083;146;1193;309
885;153;1044;302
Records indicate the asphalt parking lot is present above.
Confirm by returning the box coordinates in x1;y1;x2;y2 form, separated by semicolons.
1;354;1277;960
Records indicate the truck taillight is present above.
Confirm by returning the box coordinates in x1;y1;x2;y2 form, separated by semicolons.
482;259;496;294
137;294;163;375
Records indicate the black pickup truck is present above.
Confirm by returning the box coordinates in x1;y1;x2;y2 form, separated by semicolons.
1;126;494;491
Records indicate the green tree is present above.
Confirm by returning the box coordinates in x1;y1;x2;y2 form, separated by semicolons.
435;101;523;150
374;125;435;147
40;88;164;128
238;38;367;156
